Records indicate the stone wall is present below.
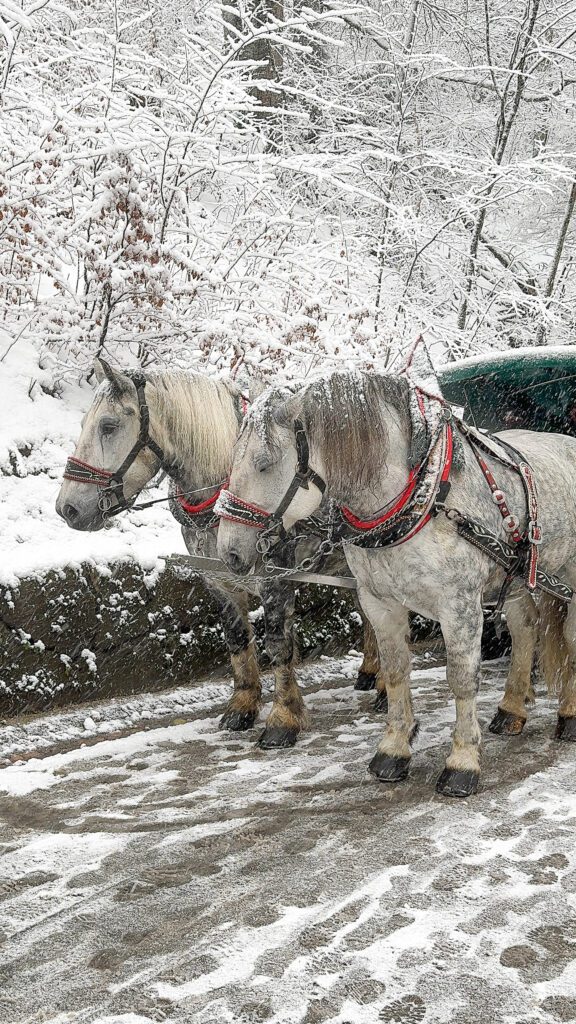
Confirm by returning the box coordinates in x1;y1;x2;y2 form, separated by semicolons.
0;558;362;715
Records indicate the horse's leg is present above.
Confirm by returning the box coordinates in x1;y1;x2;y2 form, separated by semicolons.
354;592;414;781
436;599;483;798
355;609;378;692
258;578;307;749
489;593;538;736
554;594;576;742
205;582;262;731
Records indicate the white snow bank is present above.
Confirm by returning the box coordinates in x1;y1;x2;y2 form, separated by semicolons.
0;334;185;588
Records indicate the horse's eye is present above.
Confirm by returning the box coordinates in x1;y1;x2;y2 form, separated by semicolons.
101;420;118;437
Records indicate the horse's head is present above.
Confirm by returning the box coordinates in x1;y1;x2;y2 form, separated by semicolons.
56;358;161;531
217;387;326;575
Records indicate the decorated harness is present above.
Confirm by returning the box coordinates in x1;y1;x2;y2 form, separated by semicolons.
216;346;572;608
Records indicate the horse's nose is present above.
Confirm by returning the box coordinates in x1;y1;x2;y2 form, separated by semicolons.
223;548;251;576
61;502;80;525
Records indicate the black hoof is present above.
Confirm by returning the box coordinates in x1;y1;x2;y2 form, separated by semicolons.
219;709;258;732
488;707;526;736
373;691;389;714
258;726;298;749
355;671;377;691
436;767;479;798
369;753;410;782
555;715;576;742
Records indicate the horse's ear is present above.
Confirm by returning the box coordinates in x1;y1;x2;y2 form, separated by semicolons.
93;357;108;384
92;357;133;395
271;391;302;430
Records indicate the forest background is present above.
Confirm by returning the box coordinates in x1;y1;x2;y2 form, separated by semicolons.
2;0;576;388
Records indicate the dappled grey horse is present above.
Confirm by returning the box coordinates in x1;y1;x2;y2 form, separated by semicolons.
55;359;383;747
217;371;576;796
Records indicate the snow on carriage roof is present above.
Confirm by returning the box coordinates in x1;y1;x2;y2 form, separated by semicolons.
439;344;576;380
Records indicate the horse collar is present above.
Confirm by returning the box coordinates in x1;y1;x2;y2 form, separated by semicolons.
338;406;454;548
63;374;168;518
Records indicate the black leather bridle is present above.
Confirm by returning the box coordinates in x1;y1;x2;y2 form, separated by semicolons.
63;373;168;518
215;418;326;532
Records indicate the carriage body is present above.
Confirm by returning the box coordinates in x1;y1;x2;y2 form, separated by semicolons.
439;346;576;435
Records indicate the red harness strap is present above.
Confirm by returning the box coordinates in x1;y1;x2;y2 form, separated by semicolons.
178;490;221;516
341;470;419;530
340;422;453;545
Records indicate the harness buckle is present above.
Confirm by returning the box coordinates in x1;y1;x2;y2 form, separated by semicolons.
98;492;114;514
294;471;310;490
528;521;542;545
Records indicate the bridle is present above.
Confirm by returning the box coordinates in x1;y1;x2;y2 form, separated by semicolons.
63;373;168;518
215;418;326;538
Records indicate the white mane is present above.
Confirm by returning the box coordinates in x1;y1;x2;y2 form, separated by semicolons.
148;372;240;481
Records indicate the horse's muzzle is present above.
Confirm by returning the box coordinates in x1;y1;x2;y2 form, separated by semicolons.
56;499;105;532
221;547;254;576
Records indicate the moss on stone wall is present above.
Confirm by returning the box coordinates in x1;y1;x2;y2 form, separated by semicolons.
0;560;362;715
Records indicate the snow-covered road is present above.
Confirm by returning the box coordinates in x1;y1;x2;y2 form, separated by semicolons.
1;657;575;1024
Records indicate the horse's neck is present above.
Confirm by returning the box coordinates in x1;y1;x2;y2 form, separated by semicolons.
345;402;412;516
153;375;238;495
372;416;411;511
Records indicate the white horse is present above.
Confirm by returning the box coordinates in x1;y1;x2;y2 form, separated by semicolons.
217;371;576;796
55;359;383;746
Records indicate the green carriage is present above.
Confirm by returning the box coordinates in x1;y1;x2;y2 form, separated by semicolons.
438;346;576;434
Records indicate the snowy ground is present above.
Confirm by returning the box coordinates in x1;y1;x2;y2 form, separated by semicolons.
1;656;576;1024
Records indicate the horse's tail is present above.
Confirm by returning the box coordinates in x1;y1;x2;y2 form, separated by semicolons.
538;592;570;696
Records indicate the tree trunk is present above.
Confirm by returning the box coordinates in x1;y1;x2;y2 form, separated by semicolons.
535;179;576;344
244;0;284;111
457;0;540;332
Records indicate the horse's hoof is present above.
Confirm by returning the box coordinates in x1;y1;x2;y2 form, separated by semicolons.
488;708;526;736
436;767;479;798
369;753;410;782
555;715;576;742
373;692;389;714
219;708;257;732
258;726;298;749
355;671;377;691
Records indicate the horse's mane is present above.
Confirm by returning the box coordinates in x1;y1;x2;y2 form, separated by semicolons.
252;371;411;496
147;371;240;481
300;372;411;494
